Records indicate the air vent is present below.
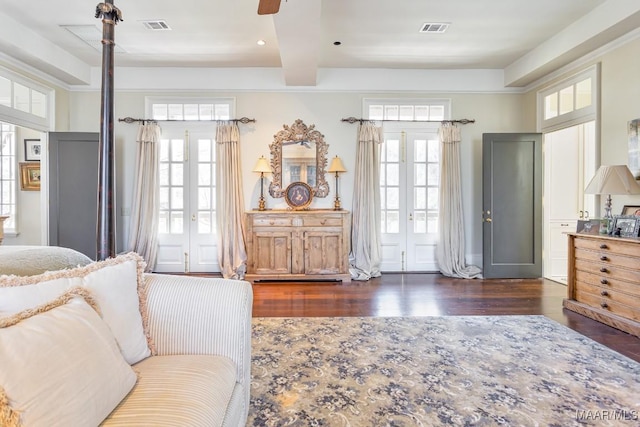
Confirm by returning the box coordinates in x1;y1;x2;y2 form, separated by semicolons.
61;25;126;53
419;23;450;33
141;20;171;31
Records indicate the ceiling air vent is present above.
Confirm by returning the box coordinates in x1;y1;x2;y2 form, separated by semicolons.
419;23;450;33
141;20;171;31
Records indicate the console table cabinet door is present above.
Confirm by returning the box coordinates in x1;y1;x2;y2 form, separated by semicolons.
305;232;343;275
252;232;291;275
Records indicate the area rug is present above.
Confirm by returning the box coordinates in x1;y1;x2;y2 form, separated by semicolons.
249;316;640;426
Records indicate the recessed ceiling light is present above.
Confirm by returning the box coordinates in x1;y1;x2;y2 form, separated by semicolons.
257;40;266;46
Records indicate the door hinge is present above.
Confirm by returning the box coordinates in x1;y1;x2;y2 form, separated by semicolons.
184;252;189;273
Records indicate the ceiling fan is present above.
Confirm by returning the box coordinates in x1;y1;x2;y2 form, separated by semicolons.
258;0;281;15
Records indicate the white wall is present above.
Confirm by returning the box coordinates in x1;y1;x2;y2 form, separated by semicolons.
68;89;526;259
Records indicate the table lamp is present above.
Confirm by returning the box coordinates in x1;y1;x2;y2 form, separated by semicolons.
584;164;640;233
253;155;271;211
327;155;347;210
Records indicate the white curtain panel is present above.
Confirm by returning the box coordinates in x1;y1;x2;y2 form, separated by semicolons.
349;122;383;281
127;123;161;271
436;124;482;279
215;123;247;279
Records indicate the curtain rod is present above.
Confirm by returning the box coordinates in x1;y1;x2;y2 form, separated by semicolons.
341;116;475;125
118;116;256;124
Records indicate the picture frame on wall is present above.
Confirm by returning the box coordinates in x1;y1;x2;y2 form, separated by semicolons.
24;139;42;161
19;162;41;191
611;215;640;238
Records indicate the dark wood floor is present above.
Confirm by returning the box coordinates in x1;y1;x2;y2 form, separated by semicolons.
251;273;640;363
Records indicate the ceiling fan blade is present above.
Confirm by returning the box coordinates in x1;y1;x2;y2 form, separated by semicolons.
258;0;281;15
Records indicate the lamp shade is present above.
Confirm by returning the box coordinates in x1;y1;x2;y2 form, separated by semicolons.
252;155;271;173
584;165;640;195
328;156;347;173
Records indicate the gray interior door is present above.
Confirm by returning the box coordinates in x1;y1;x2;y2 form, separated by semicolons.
482;133;542;278
49;132;99;260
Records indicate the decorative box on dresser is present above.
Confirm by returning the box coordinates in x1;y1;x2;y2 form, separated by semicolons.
245;210;351;283
564;232;640;337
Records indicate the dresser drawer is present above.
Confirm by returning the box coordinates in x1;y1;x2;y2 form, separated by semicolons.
574;247;639;270
575;269;640;297
302;216;343;227
575;280;640;307
574;258;640;284
574;236;640;257
251;215;293;227
575;289;640;322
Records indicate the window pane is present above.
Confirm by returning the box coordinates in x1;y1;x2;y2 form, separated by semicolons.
414;187;426;209
387;188;399;209
386;211;399;233
399;105;414;120
385;139;399;162
429;105;445;120
380;187;386;208
387;164;399;186
414;164;426;186
158;211;169;233
171;187;183;209
369;105;384;120
414;211;427;233
576;78;591;110
152;104;168;120
415;139;427;162
544;93;558;119
427;188;438;209
159;164;169;186
198;211;211;234
184;104;199;120
427;139;439;162
559;86;574;115
428;212;438;233
199;164;211;185
168;104;183;120
198;187;211;209
415;106;429;121
171;164;183;185
428;164;439;185
13;83;29;112
159;139;169;161
31;90;46;118
384;105;399;120
171;139;184;161
0;77;10;107
214;104;230;120
380;211;386;233
159;188;169;209
170;212;183;234
198;139;212;162
199;104;214;120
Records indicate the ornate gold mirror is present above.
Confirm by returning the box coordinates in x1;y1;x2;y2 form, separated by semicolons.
269;119;329;198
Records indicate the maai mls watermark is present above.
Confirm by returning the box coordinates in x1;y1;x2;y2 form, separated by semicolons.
576;410;639;422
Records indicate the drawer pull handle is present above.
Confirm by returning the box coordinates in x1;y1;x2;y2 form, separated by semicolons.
600;256;608;261
599;244;608;249
600;290;609;297
600;302;609;309
600;279;608;285
599;267;608;273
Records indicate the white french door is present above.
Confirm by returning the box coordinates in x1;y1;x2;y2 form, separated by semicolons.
380;125;440;271
154;125;219;273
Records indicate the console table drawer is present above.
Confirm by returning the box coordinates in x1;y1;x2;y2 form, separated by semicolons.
574;237;640;258
574;258;640;284
575;269;640;297
575;289;640;322
574;247;639;270
251;216;293;227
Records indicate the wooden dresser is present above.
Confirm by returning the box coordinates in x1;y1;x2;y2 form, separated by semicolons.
244;210;351;283
564;233;640;337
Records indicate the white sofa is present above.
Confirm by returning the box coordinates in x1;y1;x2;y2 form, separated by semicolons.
0;251;253;427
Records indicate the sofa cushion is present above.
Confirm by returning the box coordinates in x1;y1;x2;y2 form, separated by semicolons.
102;355;237;427
0;252;153;364
0;245;92;276
0;288;137;427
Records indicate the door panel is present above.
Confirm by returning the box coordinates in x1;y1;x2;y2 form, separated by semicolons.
48;132;99;259
482;133;542;278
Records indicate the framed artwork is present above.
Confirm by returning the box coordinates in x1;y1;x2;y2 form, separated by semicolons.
611;215;640;238
576;219;604;235
24;139;42;161
621;205;640;216
629;119;640;179
20;163;41;191
285;181;313;210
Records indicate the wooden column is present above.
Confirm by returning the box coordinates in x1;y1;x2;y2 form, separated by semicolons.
95;2;122;260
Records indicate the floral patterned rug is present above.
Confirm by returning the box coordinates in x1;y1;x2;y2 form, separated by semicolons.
249;316;640;426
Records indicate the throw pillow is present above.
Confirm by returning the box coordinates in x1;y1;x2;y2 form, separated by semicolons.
0;252;153;364
0;288;137;427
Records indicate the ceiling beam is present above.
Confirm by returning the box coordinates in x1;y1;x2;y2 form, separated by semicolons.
273;0;321;86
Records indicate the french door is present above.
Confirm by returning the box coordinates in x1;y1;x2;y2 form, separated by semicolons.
154;125;219;273
380;125;440;271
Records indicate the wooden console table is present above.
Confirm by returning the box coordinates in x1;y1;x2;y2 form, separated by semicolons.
0;215;8;245
245;210;351;283
564;233;640;337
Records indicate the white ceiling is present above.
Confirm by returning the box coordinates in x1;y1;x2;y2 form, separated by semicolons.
1;0;639;88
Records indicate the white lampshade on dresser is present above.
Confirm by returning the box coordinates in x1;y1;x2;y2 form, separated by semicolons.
584;165;640;232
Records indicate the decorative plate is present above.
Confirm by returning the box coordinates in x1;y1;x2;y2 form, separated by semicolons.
285;181;313;210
